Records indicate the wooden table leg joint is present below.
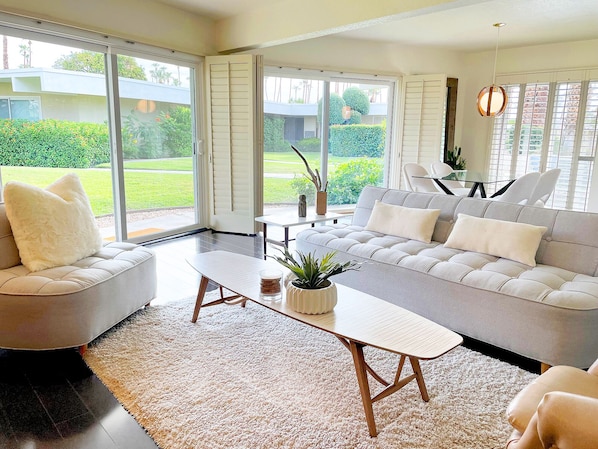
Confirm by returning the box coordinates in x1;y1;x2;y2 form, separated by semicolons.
344;339;431;437
191;277;246;322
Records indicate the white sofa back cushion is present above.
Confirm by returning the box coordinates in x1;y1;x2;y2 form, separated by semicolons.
365;200;440;243
444;213;547;266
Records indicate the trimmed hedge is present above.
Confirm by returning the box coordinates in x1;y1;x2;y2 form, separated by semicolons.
329;123;385;157
0;119;110;168
264;115;288;152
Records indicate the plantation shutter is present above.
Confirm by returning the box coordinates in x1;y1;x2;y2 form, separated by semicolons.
205;55;263;234
392;74;447;189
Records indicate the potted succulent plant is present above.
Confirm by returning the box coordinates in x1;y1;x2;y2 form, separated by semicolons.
270;247;360;314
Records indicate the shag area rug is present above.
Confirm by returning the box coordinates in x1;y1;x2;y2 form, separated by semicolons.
84;292;537;449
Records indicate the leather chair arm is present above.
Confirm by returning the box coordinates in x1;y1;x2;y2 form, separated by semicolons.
508;392;598;449
588;357;598;376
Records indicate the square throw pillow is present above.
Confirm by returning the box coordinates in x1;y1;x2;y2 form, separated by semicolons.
364;200;441;243
3;173;103;272
444;213;547;266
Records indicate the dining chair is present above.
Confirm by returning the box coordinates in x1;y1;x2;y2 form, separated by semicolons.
402;163;439;193
429;161;471;196
526;168;561;207
492;172;541;204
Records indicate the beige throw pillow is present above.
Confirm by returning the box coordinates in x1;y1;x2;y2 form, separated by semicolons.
444;214;547;266
4;173;103;272
365;200;441;243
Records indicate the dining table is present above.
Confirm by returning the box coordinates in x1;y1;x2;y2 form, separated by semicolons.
415;170;516;198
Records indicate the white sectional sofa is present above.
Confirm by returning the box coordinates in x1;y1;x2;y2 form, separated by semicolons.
296;186;598;369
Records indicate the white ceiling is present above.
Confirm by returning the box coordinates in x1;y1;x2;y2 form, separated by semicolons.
155;0;598;52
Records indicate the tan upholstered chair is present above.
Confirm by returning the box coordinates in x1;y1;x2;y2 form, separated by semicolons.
505;357;598;448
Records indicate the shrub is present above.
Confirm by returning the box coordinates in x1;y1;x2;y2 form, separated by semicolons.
318;93;346;126
342;87;370;115
0;119;110;168
159;106;192;157
290;158;383;206
328;159;383;204
329;123;385;157
121;113;162;159
294;137;321;152
264;115;288;152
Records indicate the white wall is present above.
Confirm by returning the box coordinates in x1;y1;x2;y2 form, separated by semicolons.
0;0;216;55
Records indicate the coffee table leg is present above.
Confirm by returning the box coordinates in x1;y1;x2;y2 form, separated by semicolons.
191;275;210;323
349;340;378;437
409;357;429;402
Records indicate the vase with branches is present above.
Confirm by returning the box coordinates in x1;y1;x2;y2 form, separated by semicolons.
291;144;328;214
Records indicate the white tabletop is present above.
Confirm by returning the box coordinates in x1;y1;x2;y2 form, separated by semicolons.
187;250;462;360
255;210;349;227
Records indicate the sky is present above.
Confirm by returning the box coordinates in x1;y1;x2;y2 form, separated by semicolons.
3;35;190;87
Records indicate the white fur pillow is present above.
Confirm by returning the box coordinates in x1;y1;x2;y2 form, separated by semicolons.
4;173;103;272
444;214;547;266
365;200;441;243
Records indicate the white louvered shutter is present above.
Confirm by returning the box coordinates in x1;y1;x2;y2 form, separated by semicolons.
392;74;447;189
205;55;263;234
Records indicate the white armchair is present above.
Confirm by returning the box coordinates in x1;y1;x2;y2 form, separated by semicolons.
526;169;561;207
492;172;541;204
402;163;439;193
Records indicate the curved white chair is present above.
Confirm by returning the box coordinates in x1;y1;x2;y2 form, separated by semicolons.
402;163;439;193
430;161;471;196
526;168;561;207
493;172;541;204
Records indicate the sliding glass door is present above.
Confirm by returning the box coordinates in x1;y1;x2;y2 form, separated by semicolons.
0;27;201;241
117;55;197;240
263;70;393;212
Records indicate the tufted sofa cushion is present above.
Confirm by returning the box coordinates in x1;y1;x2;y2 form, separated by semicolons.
0;242;154;296
301;224;598;310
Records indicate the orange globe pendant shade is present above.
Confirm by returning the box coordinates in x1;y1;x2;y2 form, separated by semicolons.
477;84;507;117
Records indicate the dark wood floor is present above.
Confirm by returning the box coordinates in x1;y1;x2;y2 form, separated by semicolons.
0;229;539;448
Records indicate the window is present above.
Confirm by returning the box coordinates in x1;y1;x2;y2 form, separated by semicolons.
263;69;394;211
488;71;598;211
0;97;41;119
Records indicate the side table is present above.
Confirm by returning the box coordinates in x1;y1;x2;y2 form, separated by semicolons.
255;211;351;259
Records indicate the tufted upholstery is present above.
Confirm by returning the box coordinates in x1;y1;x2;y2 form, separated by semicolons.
301;225;598;310
297;186;598;368
0;243;154;295
0;204;157;351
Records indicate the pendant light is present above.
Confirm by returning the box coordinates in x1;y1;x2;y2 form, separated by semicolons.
477;23;507;117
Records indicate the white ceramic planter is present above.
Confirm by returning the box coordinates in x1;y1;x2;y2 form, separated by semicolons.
285;282;337;314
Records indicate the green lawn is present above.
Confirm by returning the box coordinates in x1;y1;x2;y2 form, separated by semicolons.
1;166;194;216
96;153;351;175
1;152;366;215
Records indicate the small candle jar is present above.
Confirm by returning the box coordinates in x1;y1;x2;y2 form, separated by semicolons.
259;269;282;301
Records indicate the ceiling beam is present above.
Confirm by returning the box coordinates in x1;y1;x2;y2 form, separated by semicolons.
215;0;491;54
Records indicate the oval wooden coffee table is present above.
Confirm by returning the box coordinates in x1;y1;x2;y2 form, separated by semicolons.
187;250;463;437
